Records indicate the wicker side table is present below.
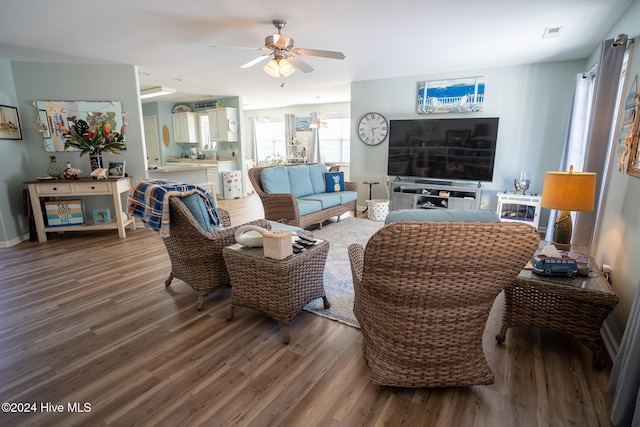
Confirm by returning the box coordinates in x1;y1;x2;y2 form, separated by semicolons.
223;240;330;344
496;243;618;369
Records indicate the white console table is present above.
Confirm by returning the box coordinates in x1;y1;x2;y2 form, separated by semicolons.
389;179;482;211
25;177;135;242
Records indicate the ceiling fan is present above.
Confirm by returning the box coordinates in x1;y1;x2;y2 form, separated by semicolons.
213;19;345;77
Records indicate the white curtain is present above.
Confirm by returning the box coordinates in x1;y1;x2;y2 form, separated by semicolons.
284;114;295;161
310;112;321;163
609;284;640;427
249;116;259;162
545;73;595;241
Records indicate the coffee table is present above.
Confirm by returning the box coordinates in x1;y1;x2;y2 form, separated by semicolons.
222;239;330;344
496;241;618;369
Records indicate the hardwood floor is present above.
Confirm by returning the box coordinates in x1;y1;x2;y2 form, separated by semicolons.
0;194;614;426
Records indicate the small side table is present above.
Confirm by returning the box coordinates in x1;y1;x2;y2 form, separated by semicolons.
223;240;330;344
496;241;619;369
362;180;380;213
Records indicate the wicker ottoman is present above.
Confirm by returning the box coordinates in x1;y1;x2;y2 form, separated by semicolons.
223;239;330;344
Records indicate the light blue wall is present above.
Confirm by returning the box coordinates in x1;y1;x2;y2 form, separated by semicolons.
350;60;586;228
0;59;30;246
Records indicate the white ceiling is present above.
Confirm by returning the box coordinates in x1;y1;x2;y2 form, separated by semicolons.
0;0;633;110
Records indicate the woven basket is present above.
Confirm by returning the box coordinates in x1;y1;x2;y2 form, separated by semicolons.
263;230;293;260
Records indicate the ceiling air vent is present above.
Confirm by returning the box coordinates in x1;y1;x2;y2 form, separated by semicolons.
543;26;563;39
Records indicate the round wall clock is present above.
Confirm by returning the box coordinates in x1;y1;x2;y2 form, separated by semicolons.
357;112;388;145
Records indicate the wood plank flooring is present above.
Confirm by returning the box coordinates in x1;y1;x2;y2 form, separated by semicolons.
0;194;615;426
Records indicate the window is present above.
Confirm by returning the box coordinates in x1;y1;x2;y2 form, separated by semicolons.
255;120;286;162
318;118;350;163
199;114;210;149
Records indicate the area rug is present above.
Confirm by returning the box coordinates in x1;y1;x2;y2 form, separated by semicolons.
303;217;384;328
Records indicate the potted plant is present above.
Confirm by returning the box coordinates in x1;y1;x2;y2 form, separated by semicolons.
64;119;126;171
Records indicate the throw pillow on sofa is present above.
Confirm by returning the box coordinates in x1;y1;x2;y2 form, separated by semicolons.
324;171;344;193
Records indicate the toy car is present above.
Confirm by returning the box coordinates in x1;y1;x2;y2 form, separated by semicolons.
531;254;578;277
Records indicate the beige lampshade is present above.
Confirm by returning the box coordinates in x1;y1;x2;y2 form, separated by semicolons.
541;169;597;211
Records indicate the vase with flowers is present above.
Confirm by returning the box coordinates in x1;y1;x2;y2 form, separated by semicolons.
64;119;126;172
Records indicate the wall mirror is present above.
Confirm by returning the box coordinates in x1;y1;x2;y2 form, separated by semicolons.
35;100;124;152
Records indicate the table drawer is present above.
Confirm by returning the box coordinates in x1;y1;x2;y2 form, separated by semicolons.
74;182;112;193
34;183;75;195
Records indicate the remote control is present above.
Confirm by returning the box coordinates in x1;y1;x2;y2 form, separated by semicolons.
297;235;316;244
295;238;314;247
292;242;305;251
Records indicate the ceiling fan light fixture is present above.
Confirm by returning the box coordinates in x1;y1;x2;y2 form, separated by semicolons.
263;59;281;77
278;58;296;77
262;58;296;78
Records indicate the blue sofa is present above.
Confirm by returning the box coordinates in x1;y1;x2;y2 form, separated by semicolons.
248;164;358;229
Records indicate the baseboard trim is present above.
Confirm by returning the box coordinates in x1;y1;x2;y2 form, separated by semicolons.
0;232;30;248
601;316;620;361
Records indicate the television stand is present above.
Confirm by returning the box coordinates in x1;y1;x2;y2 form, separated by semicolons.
389;179;482;211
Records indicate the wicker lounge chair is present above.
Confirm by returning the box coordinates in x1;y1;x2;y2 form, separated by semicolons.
163;196;271;310
348;220;539;388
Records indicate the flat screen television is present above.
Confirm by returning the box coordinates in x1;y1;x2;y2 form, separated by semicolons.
387;117;499;182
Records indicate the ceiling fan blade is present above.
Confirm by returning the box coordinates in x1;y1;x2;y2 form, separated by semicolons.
287;56;314;73
211;45;269;51
240;54;271;68
292;48;345;60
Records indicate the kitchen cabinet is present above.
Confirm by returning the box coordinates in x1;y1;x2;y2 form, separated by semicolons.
172;112;200;143
207;108;238;142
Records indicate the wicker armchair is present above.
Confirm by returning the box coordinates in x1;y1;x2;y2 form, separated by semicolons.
163;196;271;310
348;220;539;388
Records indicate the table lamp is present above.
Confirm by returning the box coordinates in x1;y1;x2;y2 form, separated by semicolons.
541;166;596;248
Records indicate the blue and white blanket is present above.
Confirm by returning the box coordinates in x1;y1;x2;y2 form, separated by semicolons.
128;179;220;237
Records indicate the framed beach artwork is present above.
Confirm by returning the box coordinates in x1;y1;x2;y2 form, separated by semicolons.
295;116;312;131
0;105;23;140
417;77;485;114
107;161;126;178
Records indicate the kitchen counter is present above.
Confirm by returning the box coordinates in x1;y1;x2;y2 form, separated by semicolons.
147;159;240;198
165;158;238;165
149;164;214;173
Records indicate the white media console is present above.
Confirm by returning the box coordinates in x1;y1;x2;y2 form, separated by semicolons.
389;179;482;211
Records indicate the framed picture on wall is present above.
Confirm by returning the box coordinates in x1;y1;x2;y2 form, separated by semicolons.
107;161;126;178
0;105;23;140
417;77;485;114
295;116;312;131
